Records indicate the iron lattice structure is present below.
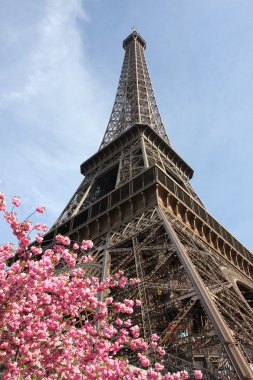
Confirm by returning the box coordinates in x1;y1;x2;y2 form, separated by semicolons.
100;31;169;149
47;32;253;379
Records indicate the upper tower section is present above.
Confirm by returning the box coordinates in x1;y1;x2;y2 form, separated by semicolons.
100;30;170;149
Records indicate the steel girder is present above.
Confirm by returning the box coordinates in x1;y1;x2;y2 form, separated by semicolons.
94;205;253;379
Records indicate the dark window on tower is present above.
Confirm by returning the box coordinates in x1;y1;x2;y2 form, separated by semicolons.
237;282;253;308
84;165;119;206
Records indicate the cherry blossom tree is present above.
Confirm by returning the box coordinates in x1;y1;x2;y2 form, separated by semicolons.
0;193;202;380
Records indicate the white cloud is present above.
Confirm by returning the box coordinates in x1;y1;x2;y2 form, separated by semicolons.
0;0;108;243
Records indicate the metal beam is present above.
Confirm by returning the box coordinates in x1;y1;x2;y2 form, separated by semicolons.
157;205;253;380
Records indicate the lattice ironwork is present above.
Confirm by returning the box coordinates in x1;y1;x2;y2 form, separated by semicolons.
172;218;253;348
159;206;253;379
100;31;169;149
100;206;253;379
144;139;203;204
102;209;223;378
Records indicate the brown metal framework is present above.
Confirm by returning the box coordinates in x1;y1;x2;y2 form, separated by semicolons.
48;32;253;379
100;31;169;149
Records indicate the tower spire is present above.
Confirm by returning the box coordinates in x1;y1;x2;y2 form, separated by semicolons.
100;31;169;149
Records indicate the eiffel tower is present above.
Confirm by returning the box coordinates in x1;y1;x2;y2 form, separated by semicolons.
46;31;253;379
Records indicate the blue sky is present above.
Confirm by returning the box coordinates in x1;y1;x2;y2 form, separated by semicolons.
1;0;253;251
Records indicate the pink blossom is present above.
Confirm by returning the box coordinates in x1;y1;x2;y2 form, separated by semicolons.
115;317;123;325
55;234;70;246
129;278;140;285
81;240;93;250
42;224;48;232
36;235;43;244
156;346;166;356
124;299;134;307
12;196;21;207
151;333;159;342
155;363;164;372
119;276;127;287
35;205;45;213
130;338;148;351
22;220;33;232
81;254;93;263
162;374;172;380
0;192;6;211
34;223;44;231
135;299;141;306
130;325;140;338
0;193;197;380
106;297;113;304
171;373;181;380
194;370;203;379
147;368;159;379
30;245;42;255
137;353;150;367
124;319;132;327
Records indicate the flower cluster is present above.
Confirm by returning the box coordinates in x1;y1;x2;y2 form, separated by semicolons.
0;192;6;211
0;194;203;380
12;196;21;208
35;205;46;214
